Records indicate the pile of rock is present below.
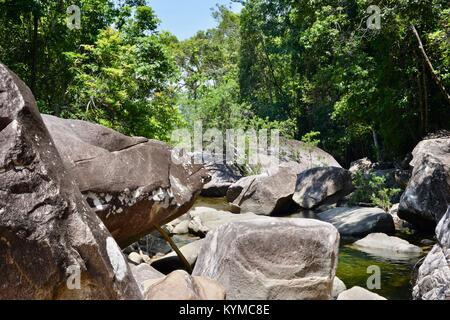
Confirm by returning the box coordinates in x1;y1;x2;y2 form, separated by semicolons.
226;166;354;216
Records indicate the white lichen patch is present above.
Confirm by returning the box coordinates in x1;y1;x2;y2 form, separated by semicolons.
11;119;18;131
84;192;107;211
152;188;166;202
170;175;190;198
106;237;127;281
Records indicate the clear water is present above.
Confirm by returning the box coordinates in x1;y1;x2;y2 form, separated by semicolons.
337;245;417;300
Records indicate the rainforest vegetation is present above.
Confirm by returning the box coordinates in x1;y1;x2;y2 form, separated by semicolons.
0;0;449;165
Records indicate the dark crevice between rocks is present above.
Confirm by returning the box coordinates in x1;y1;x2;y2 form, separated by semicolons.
0;116;12;132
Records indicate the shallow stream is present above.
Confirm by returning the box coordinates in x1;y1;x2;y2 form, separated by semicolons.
193;197;432;300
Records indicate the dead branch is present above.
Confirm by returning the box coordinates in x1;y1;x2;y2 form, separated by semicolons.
410;25;450;107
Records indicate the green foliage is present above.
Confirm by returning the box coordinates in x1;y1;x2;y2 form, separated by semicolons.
0;0;183;141
301;131;321;148
239;0;450;163
1;0;449;161
349;170;401;211
173;5;296;137
0;0;117;109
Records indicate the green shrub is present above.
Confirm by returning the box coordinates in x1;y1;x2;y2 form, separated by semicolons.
349;170;401;212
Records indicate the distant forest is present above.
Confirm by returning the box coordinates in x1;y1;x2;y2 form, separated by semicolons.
1;0;449;165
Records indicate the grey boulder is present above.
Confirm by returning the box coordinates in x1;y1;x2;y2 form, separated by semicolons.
43;114;209;248
292;167;353;209
144;270;226;300
399;138;450;230
185;206;261;237
337;286;387;300
193;217;340;300
278;138;342;170
413;207;450;300
226;138;343;216
201;154;243;197
129;263;164;294
353;233;422;261
317;207;395;237
0;63;142;299
226;167;299;216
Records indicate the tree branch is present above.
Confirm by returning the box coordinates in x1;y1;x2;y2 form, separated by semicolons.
154;224;193;274
410;25;450;107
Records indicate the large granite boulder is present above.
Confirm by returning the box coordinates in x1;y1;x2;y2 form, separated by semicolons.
413;207;450;300
144;270;226;300
225;140;343;216
193;217;340;300
226;167;299;215
337;287;387;300
43;114;209;248
200;153;243;197
317;207;395;237
0;63;142;299
242;138;341;177
278;138;342;170
399;138;450;230
353;233;422;261
292;167;353;209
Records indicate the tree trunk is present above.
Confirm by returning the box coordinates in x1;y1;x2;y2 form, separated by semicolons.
372;129;381;162
421;61;429;134
30;11;39;96
410;25;450;107
417;67;425;135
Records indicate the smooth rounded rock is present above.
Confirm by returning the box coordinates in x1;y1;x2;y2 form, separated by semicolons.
353;233;422;261
144;270;226;300
193;217;340;300
337;286;387;300
317;207;395;237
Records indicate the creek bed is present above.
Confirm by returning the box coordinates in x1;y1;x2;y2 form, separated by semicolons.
337;231;431;300
191;197;432;300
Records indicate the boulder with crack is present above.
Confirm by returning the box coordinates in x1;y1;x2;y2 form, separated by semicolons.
43;114;209;248
292;167;353;210
413;207;450;300
193;217;340;300
399;138;450;230
0;63;142;299
226;167;299;216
